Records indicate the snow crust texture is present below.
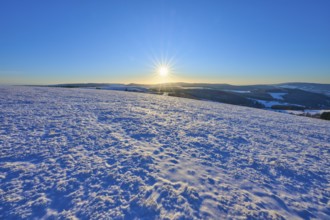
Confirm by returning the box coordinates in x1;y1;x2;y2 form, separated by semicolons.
1;87;329;219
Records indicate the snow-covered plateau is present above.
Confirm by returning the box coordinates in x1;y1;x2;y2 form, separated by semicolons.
0;86;329;220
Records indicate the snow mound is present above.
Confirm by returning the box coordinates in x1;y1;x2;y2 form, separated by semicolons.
1;87;329;219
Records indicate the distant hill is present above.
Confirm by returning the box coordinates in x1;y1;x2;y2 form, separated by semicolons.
49;82;330;113
146;82;330;111
276;82;330;97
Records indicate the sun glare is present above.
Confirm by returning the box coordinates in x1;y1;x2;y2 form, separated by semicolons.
158;66;169;77
148;53;177;83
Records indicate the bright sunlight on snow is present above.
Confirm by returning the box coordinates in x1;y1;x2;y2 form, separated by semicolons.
1;86;329;219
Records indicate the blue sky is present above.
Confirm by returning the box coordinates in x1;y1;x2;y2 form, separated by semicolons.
0;0;329;84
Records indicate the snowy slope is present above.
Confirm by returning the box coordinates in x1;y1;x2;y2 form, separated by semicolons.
1;86;329;219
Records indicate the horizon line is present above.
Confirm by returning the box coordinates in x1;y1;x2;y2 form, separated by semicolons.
6;81;330;87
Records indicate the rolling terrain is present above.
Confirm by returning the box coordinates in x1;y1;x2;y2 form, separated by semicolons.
52;82;330;114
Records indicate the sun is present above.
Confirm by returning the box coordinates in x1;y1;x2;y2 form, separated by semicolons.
148;53;177;83
158;65;169;77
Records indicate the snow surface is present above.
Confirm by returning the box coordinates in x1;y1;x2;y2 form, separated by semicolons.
1;86;330;219
269;93;287;100
254;100;284;108
225;90;251;93
254;99;304;108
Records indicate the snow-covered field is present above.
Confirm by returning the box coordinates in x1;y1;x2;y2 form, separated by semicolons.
1;86;329;219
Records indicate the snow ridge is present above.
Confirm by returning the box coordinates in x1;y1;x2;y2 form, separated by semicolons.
0;87;329;219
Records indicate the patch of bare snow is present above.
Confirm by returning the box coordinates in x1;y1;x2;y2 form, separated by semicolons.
254;99;304;108
225;90;251;93
269;93;287;100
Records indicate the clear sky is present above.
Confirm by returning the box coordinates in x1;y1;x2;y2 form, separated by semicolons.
1;0;329;85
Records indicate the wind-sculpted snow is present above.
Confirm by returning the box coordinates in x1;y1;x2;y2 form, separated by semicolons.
1;87;329;219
